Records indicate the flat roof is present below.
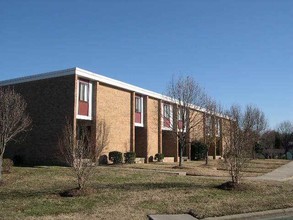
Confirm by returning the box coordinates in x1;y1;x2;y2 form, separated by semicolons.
0;67;230;119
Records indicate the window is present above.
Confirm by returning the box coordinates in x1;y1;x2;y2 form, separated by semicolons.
77;80;92;120
164;104;171;118
163;103;173;129
178;108;182;121
135;96;143;126
205;115;212;136
135;96;141;113
79;82;89;102
216;118;221;136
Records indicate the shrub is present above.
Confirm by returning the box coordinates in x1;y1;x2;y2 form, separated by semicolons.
109;151;123;164
155;153;164;162
13;155;24;166
124;152;136;164
191;141;208;160
2;159;14;173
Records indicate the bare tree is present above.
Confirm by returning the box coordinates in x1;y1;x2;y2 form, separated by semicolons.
59;119;110;190
243;105;268;158
0;88;31;182
258;130;276;158
204;98;223;165
222;104;267;184
165;76;207;167
276;121;293;153
222;105;249;184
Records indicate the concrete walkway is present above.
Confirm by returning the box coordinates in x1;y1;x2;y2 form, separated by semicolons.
204;207;293;220
252;161;293;181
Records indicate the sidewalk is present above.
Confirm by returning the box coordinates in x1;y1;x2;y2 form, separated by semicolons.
251;161;293;181
204;207;293;220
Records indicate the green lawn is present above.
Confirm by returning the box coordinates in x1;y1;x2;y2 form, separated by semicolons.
0;162;292;219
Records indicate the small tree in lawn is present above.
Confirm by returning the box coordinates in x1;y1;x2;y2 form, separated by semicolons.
0;88;31;182
222;104;267;185
165;76;207;167
59;119;109;190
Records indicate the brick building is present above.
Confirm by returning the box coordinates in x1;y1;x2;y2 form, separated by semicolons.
0;68;230;165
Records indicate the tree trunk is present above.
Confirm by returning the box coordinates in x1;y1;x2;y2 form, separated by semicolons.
205;151;208;165
77;175;84;190
179;146;183;167
0;156;3;183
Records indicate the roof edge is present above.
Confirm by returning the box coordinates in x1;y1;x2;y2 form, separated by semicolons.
0;67;76;86
0;67;231;120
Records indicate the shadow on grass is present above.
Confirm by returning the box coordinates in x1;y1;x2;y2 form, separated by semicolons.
95;181;211;191
0;181;213;200
0;188;59;200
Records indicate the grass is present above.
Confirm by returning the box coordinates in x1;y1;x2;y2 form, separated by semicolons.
122;159;289;177
0;160;292;219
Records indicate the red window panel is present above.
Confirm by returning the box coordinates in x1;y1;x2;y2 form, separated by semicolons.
135;112;141;123
79;101;89;116
164;117;171;128
178;120;183;129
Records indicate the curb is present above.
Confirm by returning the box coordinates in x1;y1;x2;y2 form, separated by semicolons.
204;207;293;220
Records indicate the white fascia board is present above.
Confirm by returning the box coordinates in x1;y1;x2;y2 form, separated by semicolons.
0;67;231;120
0;68;76;86
76;68;232;120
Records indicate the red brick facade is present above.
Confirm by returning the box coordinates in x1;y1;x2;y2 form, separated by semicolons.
0;68;231;165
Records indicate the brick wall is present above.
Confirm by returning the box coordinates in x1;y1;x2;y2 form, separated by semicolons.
97;83;132;155
189;110;205;142
146;97;160;161
3;75;76;165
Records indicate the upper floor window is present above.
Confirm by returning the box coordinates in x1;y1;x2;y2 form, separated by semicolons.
77;79;92;120
164;104;171;118
216;118;221;137
135;96;142;113
177;108;188;131
79;82;89;102
163;103;173;129
205;115;212;136
135;95;143;126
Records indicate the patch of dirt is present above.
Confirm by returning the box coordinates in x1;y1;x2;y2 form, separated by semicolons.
216;181;248;191
172;166;192;169
59;187;97;197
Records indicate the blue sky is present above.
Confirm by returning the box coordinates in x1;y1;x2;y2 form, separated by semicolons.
0;0;292;128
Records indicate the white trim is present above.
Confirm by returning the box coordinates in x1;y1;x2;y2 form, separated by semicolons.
75;68;230;120
76;80;92;120
0;67;231;120
0;68;76;86
134;96;144;127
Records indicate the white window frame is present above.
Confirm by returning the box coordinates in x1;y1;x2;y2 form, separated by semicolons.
162;103;173;131
216;118;221;137
206;115;212;136
177;107;187;132
79;82;89;102
76;80;92;120
135;96;144;127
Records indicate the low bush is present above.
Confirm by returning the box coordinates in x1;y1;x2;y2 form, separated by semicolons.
124;152;136;164
155;153;164;162
109;151;123;164
2;159;14;173
13;155;24;166
191;141;208;160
